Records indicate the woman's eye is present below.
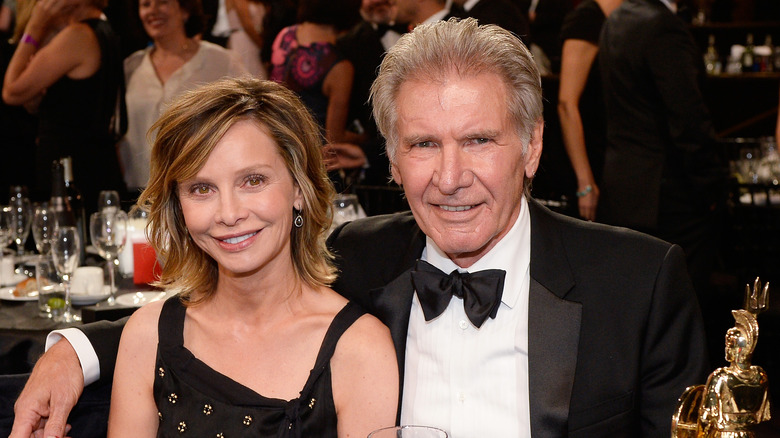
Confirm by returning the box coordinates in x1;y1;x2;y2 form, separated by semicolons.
246;175;265;186
189;185;210;195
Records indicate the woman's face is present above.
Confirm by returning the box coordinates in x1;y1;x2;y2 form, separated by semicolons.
138;0;188;41
177;120;303;280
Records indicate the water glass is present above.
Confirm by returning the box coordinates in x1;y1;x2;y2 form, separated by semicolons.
36;256;65;318
9;185;32;256
98;190;121;212
0;206;14;285
51;226;81;322
90;209;128;305
32;202;54;256
367;426;448;438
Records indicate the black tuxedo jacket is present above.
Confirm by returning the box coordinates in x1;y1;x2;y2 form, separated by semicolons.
598;0;725;229
448;0;530;43
327;198;708;437
85;200;707;436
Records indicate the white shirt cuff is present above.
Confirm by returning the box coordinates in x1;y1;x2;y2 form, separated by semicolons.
45;328;101;386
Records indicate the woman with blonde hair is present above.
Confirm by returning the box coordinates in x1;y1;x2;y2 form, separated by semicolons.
108;77;398;437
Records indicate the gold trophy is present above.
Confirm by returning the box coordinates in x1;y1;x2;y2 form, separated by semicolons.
672;278;771;438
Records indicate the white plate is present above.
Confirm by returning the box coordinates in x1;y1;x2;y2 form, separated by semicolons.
116;291;173;307
1;272;30;287
0;286;37;301
71;286;113;306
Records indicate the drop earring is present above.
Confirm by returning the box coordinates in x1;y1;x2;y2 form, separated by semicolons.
294;209;303;228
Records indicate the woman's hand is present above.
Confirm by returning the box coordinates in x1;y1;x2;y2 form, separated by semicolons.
26;0;76;39
577;183;599;221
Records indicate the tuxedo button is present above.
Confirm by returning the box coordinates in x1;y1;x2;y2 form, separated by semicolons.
458;320;469;330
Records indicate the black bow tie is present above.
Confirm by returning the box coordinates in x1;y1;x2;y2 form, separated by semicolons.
411;259;506;328
375;23;407;37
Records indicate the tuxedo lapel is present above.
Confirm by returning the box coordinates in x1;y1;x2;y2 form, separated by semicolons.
527;199;582;436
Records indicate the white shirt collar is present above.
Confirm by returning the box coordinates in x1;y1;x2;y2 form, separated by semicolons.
423;8;450;25
462;0;480;11
423;196;530;310
658;0;677;13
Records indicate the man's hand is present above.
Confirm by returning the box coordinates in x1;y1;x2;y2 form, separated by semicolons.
9;340;84;438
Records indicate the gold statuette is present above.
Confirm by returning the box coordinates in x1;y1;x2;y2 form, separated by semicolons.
672;278;771;438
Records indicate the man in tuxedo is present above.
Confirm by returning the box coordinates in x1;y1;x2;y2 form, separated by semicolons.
598;0;727;313
449;0;530;42
10;18;707;438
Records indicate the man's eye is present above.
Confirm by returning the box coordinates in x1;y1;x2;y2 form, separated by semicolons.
414;141;433;148
470;137;491;145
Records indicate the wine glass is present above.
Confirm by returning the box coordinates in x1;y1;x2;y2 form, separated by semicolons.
32;202;54;256
98;190;121;212
90;209;128;305
0;206;16;285
51;226;81;322
9;185;32;257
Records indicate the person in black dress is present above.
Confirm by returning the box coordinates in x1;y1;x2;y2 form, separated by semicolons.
108;77;397;437
2;0;126;209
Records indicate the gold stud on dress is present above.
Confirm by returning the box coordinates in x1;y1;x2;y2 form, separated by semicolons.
158;367;165;377
203;404;213;415
168;393;178;404
177;421;187;433
308;398;316;409
243;415;253;426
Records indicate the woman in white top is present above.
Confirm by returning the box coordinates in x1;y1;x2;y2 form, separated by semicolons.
118;0;247;191
226;0;266;77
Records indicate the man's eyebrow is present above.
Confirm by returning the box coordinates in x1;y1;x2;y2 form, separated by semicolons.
401;134;435;145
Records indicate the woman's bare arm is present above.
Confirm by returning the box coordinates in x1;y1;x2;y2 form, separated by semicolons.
557;38;600;220
331;313;399;438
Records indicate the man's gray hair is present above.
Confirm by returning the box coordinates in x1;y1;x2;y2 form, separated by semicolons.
370;17;543;163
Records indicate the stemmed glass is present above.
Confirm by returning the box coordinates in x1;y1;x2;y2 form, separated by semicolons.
90;209;128;305
0;206;16;284
98;190;121;212
9;185;32;257
32;203;54;256
51;226;81;322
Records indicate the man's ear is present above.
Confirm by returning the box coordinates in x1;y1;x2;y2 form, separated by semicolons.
524;120;544;178
390;163;403;186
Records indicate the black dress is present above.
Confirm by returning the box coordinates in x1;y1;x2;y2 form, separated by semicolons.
153;298;366;437
35;18;125;209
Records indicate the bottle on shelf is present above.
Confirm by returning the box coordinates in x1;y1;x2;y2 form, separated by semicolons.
59;157;87;264
763;35;774;72
704;34;722;75
741;33;756;73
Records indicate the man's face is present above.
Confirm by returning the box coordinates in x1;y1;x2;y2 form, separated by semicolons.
393;0;417;24
390;72;543;268
361;0;396;24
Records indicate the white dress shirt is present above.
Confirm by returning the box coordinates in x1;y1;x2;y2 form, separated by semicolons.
401;197;532;437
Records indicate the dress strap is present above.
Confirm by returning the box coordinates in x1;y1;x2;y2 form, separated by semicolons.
299;302;366;399
158;296;186;348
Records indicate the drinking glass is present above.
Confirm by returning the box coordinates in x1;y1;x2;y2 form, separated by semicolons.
9;185;32;256
51;226;81;322
98;190;121;212
0;206;15;285
367;426;448;438
32;202;54;256
35;256;65;318
90;209;128;305
331;194;365;231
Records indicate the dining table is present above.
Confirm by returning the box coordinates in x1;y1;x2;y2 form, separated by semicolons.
0;270;166;375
